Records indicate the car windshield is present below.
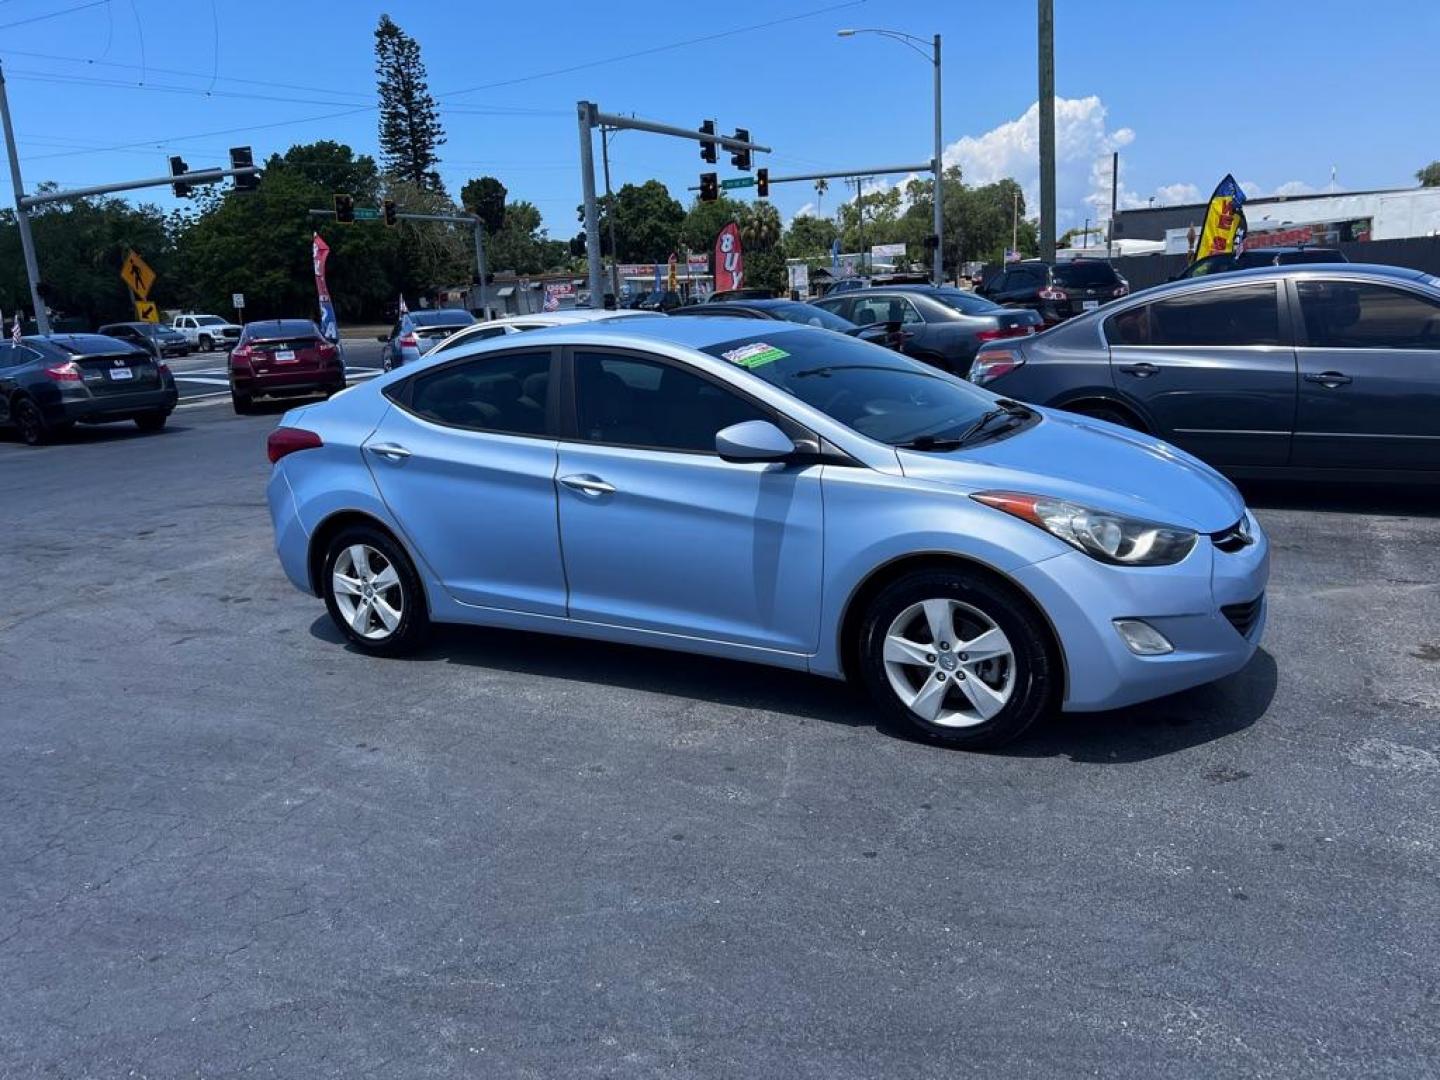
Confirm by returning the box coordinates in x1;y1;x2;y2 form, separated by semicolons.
700;331;1013;447
925;290;1006;315
195;316;228;327
410;310;474;327
758;302;855;331
246;320;319;340
1052;262;1120;287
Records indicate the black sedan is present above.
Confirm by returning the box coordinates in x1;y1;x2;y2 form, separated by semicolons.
97;321;190;359
969;263;1440;481
814;286;1042;375
0;333;178;445
668;298;906;351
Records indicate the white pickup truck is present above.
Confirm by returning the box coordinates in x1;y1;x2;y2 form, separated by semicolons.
171;314;242;352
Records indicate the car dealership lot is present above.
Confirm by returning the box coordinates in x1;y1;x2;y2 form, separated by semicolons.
1;406;1436;1077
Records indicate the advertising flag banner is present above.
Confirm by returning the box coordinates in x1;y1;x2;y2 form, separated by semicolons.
1192;174;1248;264
715;222;744;291
311;233;339;343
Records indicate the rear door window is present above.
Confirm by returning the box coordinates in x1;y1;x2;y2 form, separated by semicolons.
1296;281;1440;349
1107;283;1281;347
1051;262;1120;289
403;350;553;435
851;296;921;326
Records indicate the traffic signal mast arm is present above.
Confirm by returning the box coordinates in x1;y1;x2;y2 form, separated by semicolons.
589;108;770;156
17;164;262;208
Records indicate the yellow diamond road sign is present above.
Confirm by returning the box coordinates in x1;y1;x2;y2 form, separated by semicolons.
133;299;159;323
121;250;156;299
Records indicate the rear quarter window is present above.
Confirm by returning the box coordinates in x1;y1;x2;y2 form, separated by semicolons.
1052;262;1121;288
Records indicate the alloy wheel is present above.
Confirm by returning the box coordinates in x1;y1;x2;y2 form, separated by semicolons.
331;543;404;641
881;598;1016;728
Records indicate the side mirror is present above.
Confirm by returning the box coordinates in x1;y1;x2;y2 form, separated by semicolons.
715;419;796;464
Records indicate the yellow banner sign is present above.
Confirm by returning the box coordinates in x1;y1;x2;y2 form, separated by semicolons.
121;250;156;300
133;299;159;323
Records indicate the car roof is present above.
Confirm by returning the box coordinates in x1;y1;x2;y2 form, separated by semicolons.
26;333;146;354
409;309;474;324
513;314;806;351
1161;261;1425;293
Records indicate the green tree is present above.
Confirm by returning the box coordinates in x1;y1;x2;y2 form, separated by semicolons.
461;176;507;235
385;178;472;296
739;202;786;294
487;200;560;274
1417;161;1440;187
580;180;684;262
783;213;838;259
375;14;446;192
679;194;746;257
0;187;171;327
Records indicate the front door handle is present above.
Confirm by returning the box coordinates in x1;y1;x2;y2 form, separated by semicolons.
1117;362;1160;378
1304;371;1352;388
367;442;412;461
559;474;616;497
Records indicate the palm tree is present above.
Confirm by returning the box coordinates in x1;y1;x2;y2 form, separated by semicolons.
741;202;782;251
815;177;828;213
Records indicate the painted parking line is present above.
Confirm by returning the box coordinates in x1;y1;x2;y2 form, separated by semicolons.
174;371;382;409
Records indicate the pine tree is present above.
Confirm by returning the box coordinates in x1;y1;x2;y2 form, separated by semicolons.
374;15;446;193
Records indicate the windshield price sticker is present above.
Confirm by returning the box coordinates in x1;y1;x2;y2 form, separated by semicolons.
721;342;789;369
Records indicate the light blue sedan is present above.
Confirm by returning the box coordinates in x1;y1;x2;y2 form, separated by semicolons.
266;318;1269;749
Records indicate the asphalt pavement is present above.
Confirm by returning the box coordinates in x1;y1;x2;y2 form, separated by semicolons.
166;338;386;405
1;400;1437;1078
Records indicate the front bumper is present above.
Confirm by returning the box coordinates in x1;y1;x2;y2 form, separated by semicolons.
1010;513;1270;712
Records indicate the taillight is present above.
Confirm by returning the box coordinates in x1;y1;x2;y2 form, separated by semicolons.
267;427;323;464
45;361;82;382
398;333;418;349
317;340;339;363
968;348;1026;386
976;325;1035;342
1037;286;1068;301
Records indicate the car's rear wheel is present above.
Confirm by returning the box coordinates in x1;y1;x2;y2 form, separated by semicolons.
858;569;1056;749
13;398;50;446
322;526;429;656
134;410;168;433
231;390;253;415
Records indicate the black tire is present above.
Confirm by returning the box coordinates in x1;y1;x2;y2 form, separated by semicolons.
198;334;213;352
13;398;50;446
1069;402;1141;431
857;568;1057;750
134;410;169;433
321;524;429;656
231;390;253;415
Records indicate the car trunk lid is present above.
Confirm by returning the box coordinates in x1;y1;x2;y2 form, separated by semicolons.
248;335;325;373
74;351;161;394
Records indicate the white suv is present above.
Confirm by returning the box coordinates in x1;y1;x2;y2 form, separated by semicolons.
172;314;242;352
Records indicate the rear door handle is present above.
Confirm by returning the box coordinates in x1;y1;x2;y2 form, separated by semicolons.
1304;371;1352;388
1117;362;1160;378
367;442;411;461
559;474;616;497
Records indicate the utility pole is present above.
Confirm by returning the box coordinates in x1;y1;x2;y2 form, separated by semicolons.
0;64;50;334
1012;188;1019;256
1109;149;1119;259
931;33;944;286
600;124;621;301
1038;0;1056;262
472;223;490;320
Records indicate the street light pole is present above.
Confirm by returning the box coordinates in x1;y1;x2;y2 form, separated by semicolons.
0;64;50;333
838;28;944;286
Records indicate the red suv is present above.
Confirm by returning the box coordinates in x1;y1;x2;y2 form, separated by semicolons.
229;319;344;414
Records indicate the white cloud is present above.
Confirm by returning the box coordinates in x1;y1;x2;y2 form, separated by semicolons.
943;95;1137;229
1240;179;1324;199
790;201;818;223
1154;182;1201;206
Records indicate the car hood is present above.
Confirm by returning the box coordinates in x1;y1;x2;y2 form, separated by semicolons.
896;408;1245;533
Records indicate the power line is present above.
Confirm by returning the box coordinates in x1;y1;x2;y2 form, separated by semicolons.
0;0;107;31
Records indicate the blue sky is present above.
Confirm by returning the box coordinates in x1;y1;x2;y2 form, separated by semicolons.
1;0;1436;239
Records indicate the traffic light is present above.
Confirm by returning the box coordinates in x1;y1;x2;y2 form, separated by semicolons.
699;119;717;164
334;193;355;224
169;156;192;198
757;168;769;198
383;199;398;227
229;146;257;192
699;172;718;203
730;128;751;171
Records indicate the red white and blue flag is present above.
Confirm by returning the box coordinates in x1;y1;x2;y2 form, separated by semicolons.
11;311;21;343
311;233;338;342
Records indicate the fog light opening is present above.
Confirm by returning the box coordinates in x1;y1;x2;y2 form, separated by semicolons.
1114;619;1174;656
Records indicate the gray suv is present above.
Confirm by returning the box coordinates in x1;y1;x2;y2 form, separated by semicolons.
968;263;1440;480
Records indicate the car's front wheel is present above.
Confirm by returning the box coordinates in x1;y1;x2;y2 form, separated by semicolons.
858;568;1056;749
322;526;429;655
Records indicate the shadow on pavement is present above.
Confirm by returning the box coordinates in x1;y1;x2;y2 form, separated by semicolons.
1009;648;1278;762
0;421;194;446
312;616;1278;756
1240;479;1440;518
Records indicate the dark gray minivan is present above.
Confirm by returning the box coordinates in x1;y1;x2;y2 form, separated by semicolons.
968;264;1440;480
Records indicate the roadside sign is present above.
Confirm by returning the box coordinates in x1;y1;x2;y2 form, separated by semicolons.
232;293;245;309
354;207;381;221
721;177;756;191
121;250;156;299
133;299;159;323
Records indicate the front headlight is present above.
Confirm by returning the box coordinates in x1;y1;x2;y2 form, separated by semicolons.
972;491;1198;566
